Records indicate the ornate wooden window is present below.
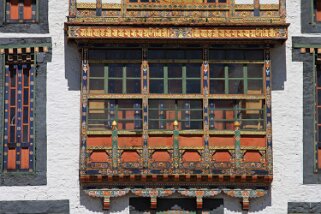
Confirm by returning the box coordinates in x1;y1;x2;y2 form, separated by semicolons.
127;0;227;3
3;57;35;171
5;0;37;23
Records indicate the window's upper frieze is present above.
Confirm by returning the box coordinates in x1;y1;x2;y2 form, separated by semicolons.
68;0;286;25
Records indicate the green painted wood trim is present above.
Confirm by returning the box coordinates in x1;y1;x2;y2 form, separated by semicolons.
182;65;186;94
164;65;168;94
224;65;229;94
104;65;108;93
112;127;118;169
122;65;126;93
243;64;248;94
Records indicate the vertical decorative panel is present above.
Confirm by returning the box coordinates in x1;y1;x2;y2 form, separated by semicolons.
69;0;77;17
3;66;10;171
254;0;260;17
96;0;102;16
80;48;89;176
142;60;149;169
265;48;273;175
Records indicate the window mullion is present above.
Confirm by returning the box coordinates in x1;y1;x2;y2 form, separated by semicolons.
224;65;229;94
243;64;248;94
182;65;186;94
104;65;108;93
164;65;168;94
122;65;126;94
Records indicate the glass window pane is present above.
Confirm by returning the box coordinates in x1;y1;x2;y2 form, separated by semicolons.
108;79;122;93
229;80;243;94
186;64;201;78
248;79;263;93
228;64;243;78
210;80;225;94
210;64;225;78
90;64;104;77
127;64;141;78
318;90;321;106
89;79;104;93
186;80;201;93
318;64;321;87
168;64;182;78
248;64;263;78
126;79;141;93
150;80;164;93
150;64;164;78
319;108;321;123
245;50;264;60
109;64;123;78
168;80;182;93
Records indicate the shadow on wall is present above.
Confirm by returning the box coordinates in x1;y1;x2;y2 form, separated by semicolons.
271;43;287;91
80;190;129;213
65;37;81;91
224;189;272;213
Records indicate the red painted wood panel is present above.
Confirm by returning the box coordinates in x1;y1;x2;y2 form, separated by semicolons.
240;136;266;147
179;136;203;147
20;148;29;169
87;136;112;147
23;0;32;20
10;0;19;20
118;136;143;147
149;136;173;147
317;0;321;22
209;136;234;147
7;149;16;170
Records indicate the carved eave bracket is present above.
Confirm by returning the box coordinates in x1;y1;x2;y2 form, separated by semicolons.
85;188;267;211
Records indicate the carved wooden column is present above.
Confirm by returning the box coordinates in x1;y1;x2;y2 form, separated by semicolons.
142;56;149;170
254;0;260;16
234;121;241;169
173;120;180;171
69;0;77;17
279;0;286;19
265;48;273;178
96;0;102;16
112;121;119;169
202;47;210;171
80;48;89;176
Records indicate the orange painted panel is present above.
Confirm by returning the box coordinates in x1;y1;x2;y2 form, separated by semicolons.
20;148;29;169
225;111;234;130
240;136;266;147
118;111;134;119
182;151;201;162
149;136;173;148
7;149;16;170
90;151;110;162
23;0;32;20
179;136;203;147
118;122;135;130
318;149;321;169
118;136;142;147
121;151;140;162
151;151;171;162
10;0;19;20
87;136;112;147
317;0;321;22
243;151;262;162
212;151;232;162
209;136;234;147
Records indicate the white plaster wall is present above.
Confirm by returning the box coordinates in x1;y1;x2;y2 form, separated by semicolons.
0;0;320;213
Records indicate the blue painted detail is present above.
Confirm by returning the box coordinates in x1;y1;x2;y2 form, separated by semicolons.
86;170;100;175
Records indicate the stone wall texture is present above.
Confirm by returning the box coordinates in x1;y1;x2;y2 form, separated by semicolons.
0;0;320;213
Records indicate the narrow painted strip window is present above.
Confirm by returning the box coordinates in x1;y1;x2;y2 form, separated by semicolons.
316;0;321;22
4;64;34;171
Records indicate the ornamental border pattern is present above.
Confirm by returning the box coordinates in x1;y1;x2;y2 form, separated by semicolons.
292;37;321;184
0;37;52;186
